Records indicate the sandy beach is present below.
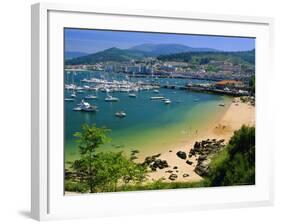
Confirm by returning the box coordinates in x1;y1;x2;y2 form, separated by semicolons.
144;97;255;183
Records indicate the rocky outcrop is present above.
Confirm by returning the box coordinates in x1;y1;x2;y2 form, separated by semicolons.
142;154;169;171
188;139;225;177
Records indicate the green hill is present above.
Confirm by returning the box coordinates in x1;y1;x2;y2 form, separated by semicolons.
157;49;255;64
65;47;148;65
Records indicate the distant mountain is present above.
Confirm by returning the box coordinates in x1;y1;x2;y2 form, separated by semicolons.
65;51;88;59
65;44;219;65
65;47;149;65
157;49;255;64
130;43;218;55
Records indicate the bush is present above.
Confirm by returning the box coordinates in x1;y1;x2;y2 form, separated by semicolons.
206;125;255;186
65;180;88;193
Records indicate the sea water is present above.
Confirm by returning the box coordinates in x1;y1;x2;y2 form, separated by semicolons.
64;71;231;162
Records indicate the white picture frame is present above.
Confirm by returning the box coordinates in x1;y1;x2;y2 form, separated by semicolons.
31;2;274;221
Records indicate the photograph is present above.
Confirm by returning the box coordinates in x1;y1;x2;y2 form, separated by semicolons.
63;28;255;194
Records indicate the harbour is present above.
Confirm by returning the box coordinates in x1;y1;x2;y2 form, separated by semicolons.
64;70;232;162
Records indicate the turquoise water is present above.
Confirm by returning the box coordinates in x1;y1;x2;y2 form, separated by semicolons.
64;71;231;162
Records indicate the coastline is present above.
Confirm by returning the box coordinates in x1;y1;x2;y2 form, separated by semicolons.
143;97;255;183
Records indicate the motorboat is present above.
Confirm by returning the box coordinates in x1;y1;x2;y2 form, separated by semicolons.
115;111;126;118
219;103;225;107
65;98;74;102
150;96;165;100
128;93;137;98
70;92;76;98
74;100;98;112
164;99;171;104
153;89;159;93
105;95;119;102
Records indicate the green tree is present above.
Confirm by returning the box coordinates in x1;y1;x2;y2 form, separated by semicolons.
91;152;147;192
67;124;148;193
74;124;111;192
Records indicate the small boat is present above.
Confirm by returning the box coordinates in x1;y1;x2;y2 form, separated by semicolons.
65;98;74;102
115;111;126;118
219;103;225;107
73;107;82;111
70;92;76;98
84;95;98;100
105;95;119;102
81;105;98;112
164;99;171;104
74;100;98;112
128;93;137;98
150;96;165;100
76;90;85;93
194;99;199;102
153;89;159;93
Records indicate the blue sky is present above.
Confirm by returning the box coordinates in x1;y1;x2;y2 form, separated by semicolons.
65;28;255;53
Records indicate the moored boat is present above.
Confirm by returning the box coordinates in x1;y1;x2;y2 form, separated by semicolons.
150;96;165;100
115;111;126;118
105;95;119;102
164;99;171;104
65;98;74;102
128;93;137;98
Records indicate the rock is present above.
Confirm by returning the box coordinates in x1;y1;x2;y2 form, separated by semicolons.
130;155;138;160
149;159;169;170
168;174;178;181
169;150;173;152
186;160;193;165
165;170;173;173
176;170;178;173
183;174;189;178
194;159;211;176
131;149;139;154
219;139;225;143
173;166;178;169
152;153;161;159
176;151;187;159
194;141;201;149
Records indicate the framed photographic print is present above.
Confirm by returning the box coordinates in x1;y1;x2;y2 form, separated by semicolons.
31;2;274;221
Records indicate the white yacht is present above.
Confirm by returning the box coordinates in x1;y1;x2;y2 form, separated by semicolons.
65;98;74;102
128;93;137;98
70;91;76;98
150;96;165;100
74;100;98;112
164;99;171;104
115;111;126;118
105;95;119;102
